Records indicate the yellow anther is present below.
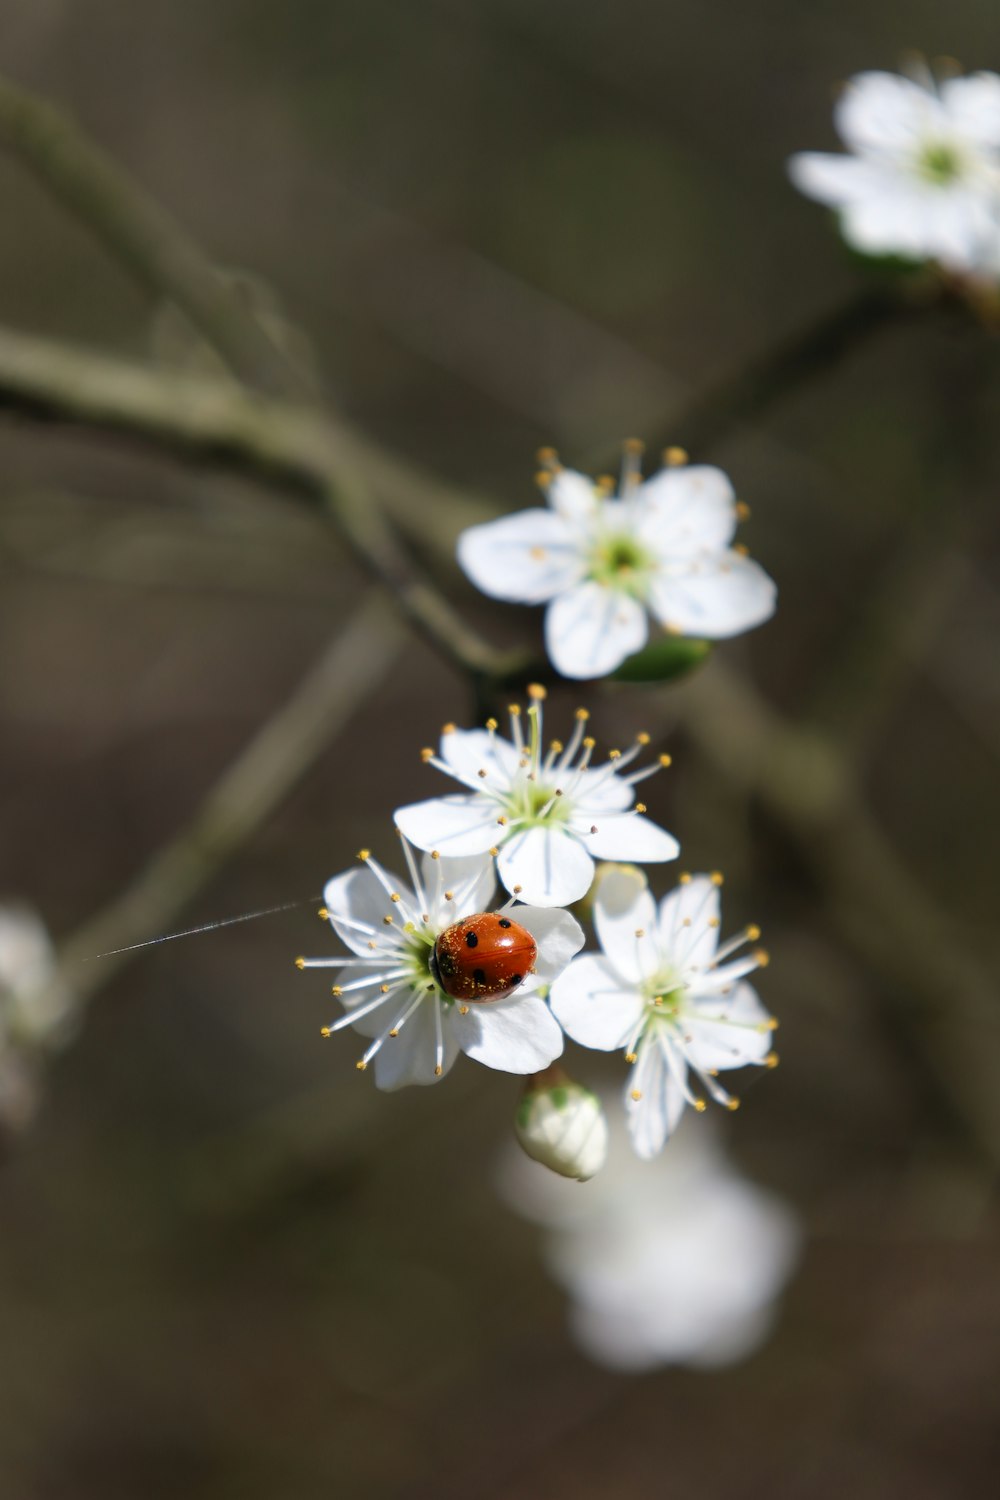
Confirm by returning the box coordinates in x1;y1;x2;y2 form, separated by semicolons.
508;703;521;716
678;872;692;884
767;1017;779;1031
630;1089;643;1102
534;470;551;489
682;917;692;927
294;957;306;970
513;884;523;894
367;941;376;951
636;731;651;746
356;1060;367;1072
596;473;616;493
659;754;672;768
625;1051;638;1063
331;986;343;997
624;436;645;454
733;542;750;557
357;848;371;861
575;707;590;721
420;747;434;762
710;871;725;886
726;1097;741;1112
527;683;547;700
550;739;564;753
663;445;689;466
489;846;499;857
389;1028;399;1037
380;984;390;994
317;907;328;921
609;748;622;760
444;890;454;901
708;917;720;929
694;1099;707;1113
753;948;770;968
431;850;440;860
477;768;488;778
442;722;456;735
653;995;663;1006
736;500;751;521
434;1065;443;1076
635;802;647;814
497;815;508;826
459;1005;470;1015
486;717;498;731
390;892;401;902
320;1027;331;1038
765;1052;780;1069
664;621;683;636
536;445;559;464
635;928;645;938
382;915;393;926
582;736;596;750
746;924;761;942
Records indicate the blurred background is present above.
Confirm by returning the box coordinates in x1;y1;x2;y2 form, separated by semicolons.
1;1;998;1496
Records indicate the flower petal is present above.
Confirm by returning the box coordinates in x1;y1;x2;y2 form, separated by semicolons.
593;870;657;983
787;151;888;207
511;905;586;982
372;998;460;1091
394;796;500;857
940;71;1000;148
549;955;645;1050
580;812;680;864
657;877;721;972
835;71;943;156
497;824;594;907
454;993;564;1073
324;866;407;957
682;982;773;1073
457;510;584;604
439;726;520;786
637;465;738;556
626;1035;687;1159
547;468;600;525
648;553;776;638
545;583;649;680
420;850;497;926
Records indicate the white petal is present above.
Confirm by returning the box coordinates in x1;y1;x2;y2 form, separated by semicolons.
787;151;888;206
394;796;499;856
372;998;460;1091
420;849;497;925
496;825;594;907
547;468;599;525
940;72;1000;148
439;726;520;786
570;766;635;812
457;510;585;604
658;877;721;971
636;465;737;556
545;583;649;680
549;955;645;1050
454;994;564;1073
580;811;680;864
593;868;657;983
839;185;946;260
323;866;408;957
511;906;586;982
626;1036;686;1159
682;982;773;1073
649;552;776;638
835;71;943;156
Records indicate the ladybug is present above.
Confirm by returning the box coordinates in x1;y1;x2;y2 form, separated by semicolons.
431;913;537;1003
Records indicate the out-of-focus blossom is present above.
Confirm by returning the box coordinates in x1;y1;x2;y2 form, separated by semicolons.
789;66;1000;274
550;869;776;1158
395;688;679;908
499;1107;800;1371
0;904;73;1132
456;446;776;680
296;835;581;1090
515;1066;609;1181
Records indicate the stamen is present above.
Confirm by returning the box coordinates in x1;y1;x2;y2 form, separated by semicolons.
663;446;689;467
324;983;407;1033
433;997;444;1076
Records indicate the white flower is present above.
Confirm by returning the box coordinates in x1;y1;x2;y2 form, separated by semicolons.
456;444;776;680
788;66;1000;273
499;1108;800;1372
549;868;777;1158
394;688;679;908
295;834;582;1091
0;904;74;1132
515;1068;609;1181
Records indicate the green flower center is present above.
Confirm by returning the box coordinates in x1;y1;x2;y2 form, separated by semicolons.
919;142;962;184
589;532;655;595
505;777;571;829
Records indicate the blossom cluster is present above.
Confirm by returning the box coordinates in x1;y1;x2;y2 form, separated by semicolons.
789;63;1000;283
298;685;778;1167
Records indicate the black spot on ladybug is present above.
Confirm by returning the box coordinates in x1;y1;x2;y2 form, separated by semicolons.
465;931;478;948
509;972;523;985
498;918;512;929
472;968;487;986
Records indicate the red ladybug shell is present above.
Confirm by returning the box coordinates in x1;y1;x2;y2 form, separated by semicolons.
432;913;537;1003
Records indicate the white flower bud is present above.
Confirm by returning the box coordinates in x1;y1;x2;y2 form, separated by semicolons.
516;1072;609;1182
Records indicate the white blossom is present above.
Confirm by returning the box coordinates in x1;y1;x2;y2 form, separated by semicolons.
0;904;73;1132
457;444;776;680
789;66;1000;273
499;1108;800;1372
394;688;679;908
515;1069;609;1181
296;835;582;1090
549;868;777;1159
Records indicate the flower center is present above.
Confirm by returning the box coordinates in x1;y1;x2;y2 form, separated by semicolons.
506;777;571;829
589;533;654;594
643;980;685;1022
919;142;963;185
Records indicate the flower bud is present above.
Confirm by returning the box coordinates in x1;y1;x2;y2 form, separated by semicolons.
515;1067;609;1182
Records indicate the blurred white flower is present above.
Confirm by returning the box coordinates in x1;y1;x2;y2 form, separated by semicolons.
550;869;776;1158
0;904;73;1132
456;445;776;680
515;1068;609;1181
394;688;679;908
789;66;1000;273
499;1108;800;1372
296;834;581;1090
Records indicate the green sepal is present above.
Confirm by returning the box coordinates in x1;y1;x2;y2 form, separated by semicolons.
612;636;711;684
